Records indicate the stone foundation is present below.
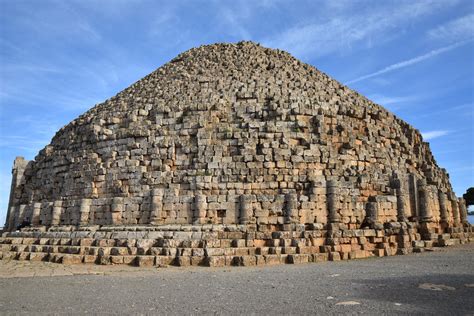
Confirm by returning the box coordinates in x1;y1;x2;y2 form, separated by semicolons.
2;223;472;267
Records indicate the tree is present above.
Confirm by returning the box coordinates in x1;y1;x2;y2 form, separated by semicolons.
463;187;474;214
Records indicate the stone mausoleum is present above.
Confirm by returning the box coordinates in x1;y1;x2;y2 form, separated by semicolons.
1;42;471;267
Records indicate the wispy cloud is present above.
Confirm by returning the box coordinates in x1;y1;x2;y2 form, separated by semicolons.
445;165;474;173
10;1;102;43
422;130;450;140
418;103;474;118
219;7;251;39
368;94;418;106
1;64;64;74
148;6;180;39
367;94;420;112
0;117;64;159
263;0;459;59
346;40;472;84
213;2;253;40
428;14;474;42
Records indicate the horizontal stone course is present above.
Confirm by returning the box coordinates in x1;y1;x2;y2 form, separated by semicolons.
1;224;472;268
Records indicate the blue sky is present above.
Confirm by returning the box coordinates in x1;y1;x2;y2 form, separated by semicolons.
0;0;473;224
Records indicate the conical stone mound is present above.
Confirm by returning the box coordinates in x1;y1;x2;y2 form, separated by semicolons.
2;42;471;267
5;41;469;229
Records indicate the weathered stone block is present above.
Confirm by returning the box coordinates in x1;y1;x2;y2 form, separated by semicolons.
205;256;225;267
62;254;83;265
136;256;154;267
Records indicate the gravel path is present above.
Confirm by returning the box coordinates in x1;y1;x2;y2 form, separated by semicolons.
1;244;473;315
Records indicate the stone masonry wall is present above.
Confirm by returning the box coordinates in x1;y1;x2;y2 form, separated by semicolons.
5;42;468;232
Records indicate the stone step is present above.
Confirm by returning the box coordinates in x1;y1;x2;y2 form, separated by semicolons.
2;228;472;268
438;238;461;247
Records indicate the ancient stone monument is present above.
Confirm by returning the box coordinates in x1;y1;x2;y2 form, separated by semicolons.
1;42;471;267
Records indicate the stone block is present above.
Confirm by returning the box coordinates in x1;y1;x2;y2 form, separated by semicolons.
110;256;124;264
123;255;136;265
192;248;205;257
110;247;129;256
155;256;173;267
256;255;266;266
412;240;425;248
136;239;156;249
205;256;225;267
282;247;297;254
238;255;257;266
312;253;328;262
232;239;246;247
256;247;269;255
287;254;309;264
205;248;225;256
84;255;97;263
264;254;281;265
329;252;341;261
62;254;83;265
190;256;205;266
98;255;111;265
175;256;191;267
137;255;155;267
28;252;48;261
233;248;249;256
17;252;29;261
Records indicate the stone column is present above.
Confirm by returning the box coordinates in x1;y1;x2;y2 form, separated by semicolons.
408;174;419;220
31;202;42;226
51;201;63;226
438;191;448;223
365;201;378;226
395;187;408;222
450;194;460;226
391;175;408;222
458;198;468;225
7;206;17;230
193;193;207;225
5;157;29;230
150;188;164;224
79;199;92;225
11;205;26;230
239;194;253;224
417;179;432;222
326;180;340;223
284;193;298;224
111;197;123;225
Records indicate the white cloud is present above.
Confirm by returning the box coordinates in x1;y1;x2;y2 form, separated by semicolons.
428;14;474;42
418;103;474;118
1;64;63;74
448;166;474;172
15;2;102;43
421;130;450;140
346;40;472;84
262;0;459;59
219;6;251;40
367;94;417;106
366;94;420;112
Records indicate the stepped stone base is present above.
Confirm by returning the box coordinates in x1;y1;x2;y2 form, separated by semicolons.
1;223;472;268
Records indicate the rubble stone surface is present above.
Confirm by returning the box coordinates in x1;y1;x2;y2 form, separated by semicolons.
2;41;472;267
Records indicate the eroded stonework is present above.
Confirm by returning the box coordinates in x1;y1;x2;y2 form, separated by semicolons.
2;42;471;267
